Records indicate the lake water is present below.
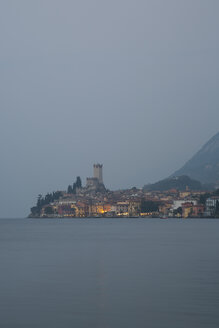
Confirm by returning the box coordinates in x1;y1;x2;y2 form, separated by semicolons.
0;218;218;328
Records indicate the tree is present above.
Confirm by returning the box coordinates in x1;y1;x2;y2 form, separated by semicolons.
140;200;159;213
37;194;43;211
67;185;73;194
173;207;182;217
76;176;82;188
32;191;62;216
199;193;211;205
72;182;76;194
45;193;52;203
30;206;39;216
44;206;54;215
66;176;82;194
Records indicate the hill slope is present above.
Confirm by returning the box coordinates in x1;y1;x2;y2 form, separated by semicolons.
173;132;219;184
143;175;203;191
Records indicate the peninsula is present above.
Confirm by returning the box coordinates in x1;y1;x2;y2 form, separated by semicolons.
29;163;219;219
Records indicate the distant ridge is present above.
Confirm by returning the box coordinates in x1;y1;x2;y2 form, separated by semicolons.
173;132;219;185
143;175;203;192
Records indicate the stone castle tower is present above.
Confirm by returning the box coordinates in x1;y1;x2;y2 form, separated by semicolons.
93;164;103;183
86;164;105;191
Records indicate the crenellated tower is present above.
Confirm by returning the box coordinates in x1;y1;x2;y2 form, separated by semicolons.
93;164;103;183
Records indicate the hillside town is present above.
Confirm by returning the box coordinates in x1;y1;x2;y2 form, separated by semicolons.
30;164;219;219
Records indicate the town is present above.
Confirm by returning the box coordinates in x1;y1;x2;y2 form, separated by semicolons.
30;164;219;219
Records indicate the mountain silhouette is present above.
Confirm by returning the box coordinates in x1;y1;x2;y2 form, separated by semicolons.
143;175;203;191
173;132;219;184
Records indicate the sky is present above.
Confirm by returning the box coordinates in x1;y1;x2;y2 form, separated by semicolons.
0;0;219;217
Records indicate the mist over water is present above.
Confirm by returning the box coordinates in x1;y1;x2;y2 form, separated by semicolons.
1;1;219;326
1;0;219;217
0;218;219;328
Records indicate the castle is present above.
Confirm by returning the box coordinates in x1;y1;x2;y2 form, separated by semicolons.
86;164;105;191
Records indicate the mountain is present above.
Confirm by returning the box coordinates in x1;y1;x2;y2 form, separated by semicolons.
173;132;219;185
143;175;203;192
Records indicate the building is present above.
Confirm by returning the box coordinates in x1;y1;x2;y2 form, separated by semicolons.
191;204;205;217
111;202;129;216
86;177;100;189
182;202;194;218
86;164;105;191
93;164;103;183
173;199;197;210
206;196;219;216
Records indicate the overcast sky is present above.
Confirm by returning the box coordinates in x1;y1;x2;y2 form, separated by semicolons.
1;0;219;217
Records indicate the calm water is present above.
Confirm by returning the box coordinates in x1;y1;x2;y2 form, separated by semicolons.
0;218;219;328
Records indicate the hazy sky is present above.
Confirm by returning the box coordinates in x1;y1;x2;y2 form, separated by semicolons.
1;0;219;217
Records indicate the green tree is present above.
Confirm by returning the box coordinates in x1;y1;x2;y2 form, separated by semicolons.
44;206;54;215
173;207;182;216
76;176;82;188
67;185;73;193
140;200;159;213
199;193;211;205
30;206;39;216
37;194;43;211
72;182;76;194
32;191;62;217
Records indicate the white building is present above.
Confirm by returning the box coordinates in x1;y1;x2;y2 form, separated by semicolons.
206;196;219;216
173;199;197;210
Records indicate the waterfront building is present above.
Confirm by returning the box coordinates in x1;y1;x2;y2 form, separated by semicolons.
182;202;194;218
173;199;197;210
206;196;219;216
191;204;205;217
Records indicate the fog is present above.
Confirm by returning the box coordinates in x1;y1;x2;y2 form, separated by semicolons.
0;0;219;217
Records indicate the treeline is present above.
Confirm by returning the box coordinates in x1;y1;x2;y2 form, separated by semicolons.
30;191;62;217
30;176;82;217
140;200;160;213
143;175;203;192
67;176;82;194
